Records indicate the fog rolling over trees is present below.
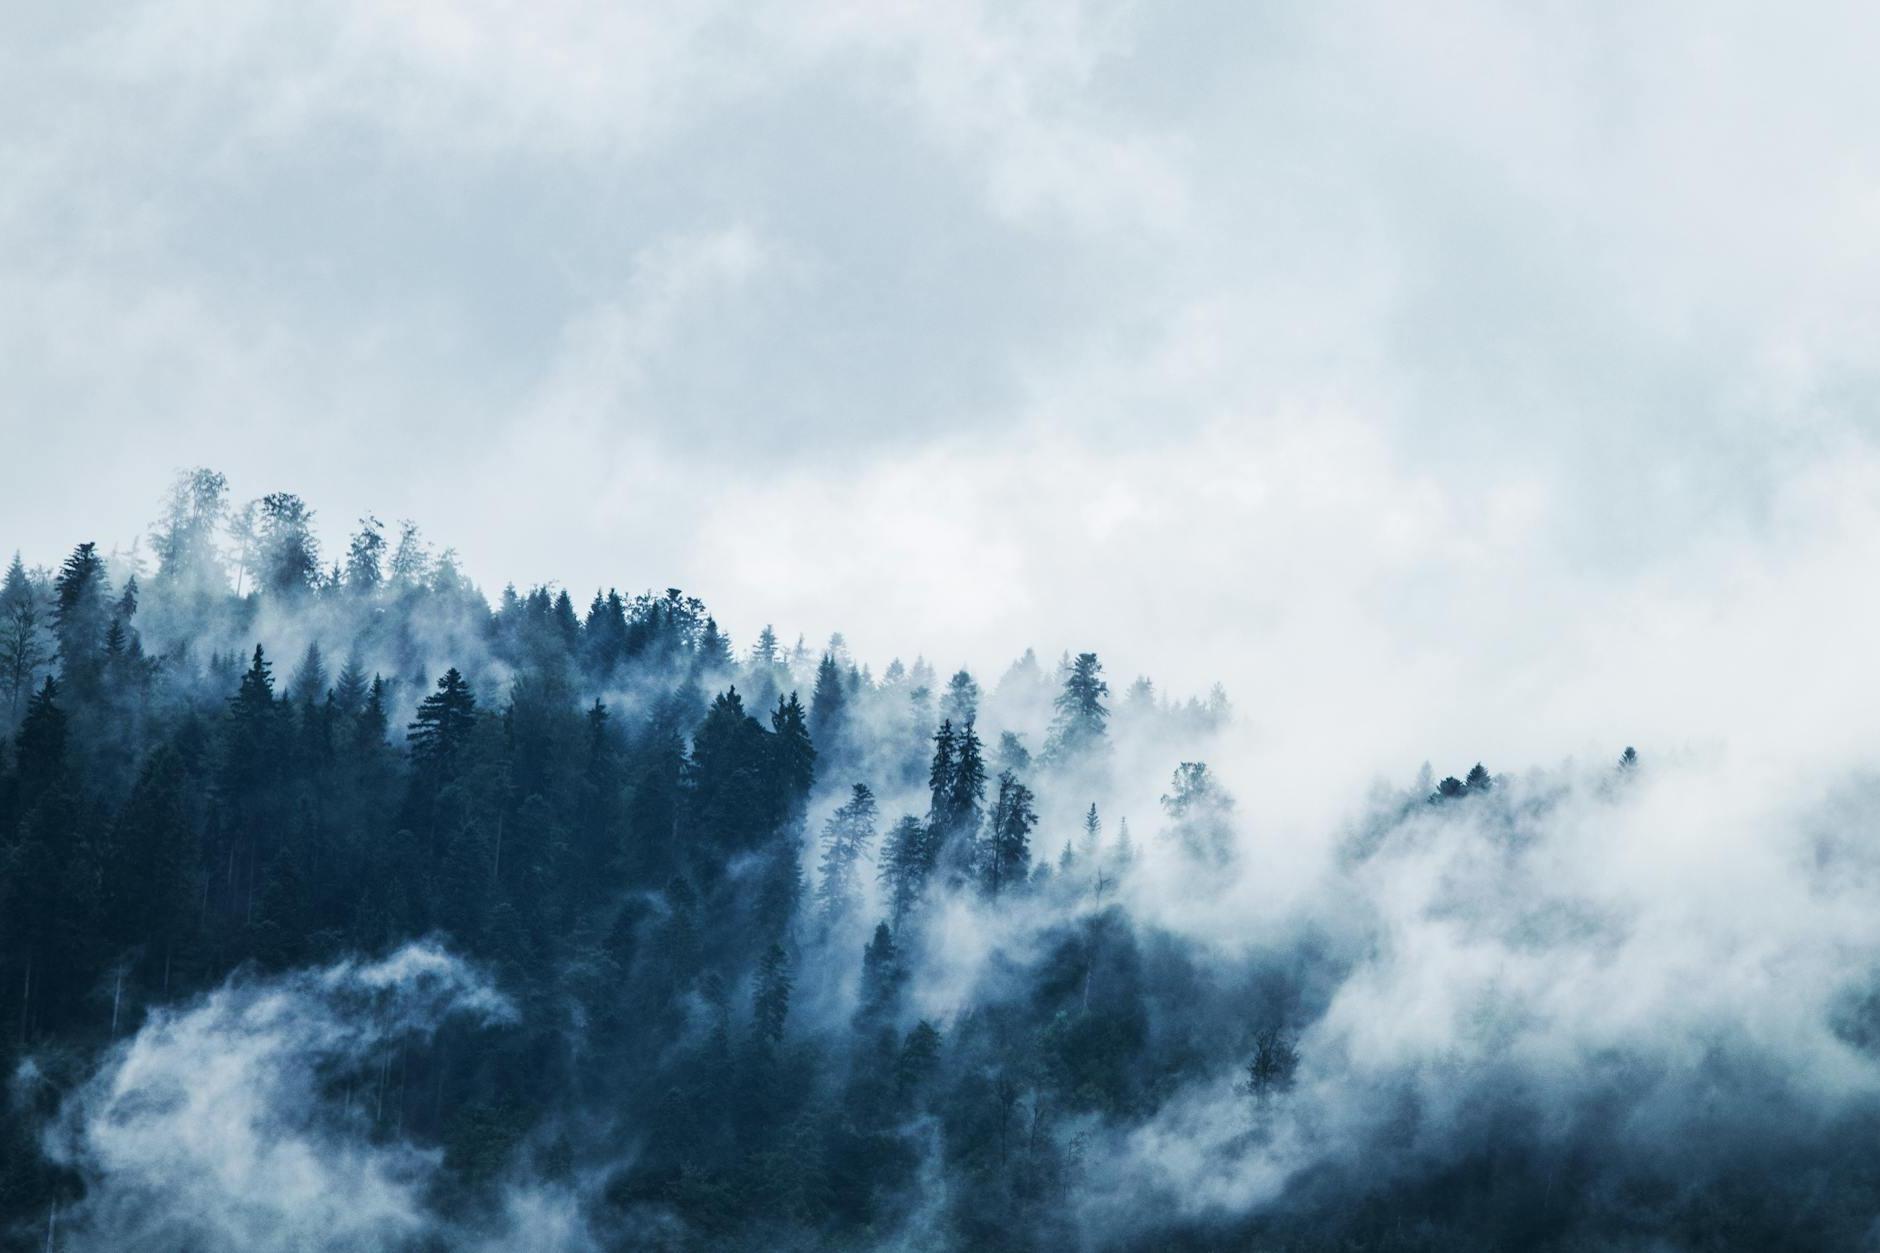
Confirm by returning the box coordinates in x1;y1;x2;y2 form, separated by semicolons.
2;471;1879;1252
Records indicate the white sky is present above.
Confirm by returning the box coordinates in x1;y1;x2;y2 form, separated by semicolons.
6;0;1880;784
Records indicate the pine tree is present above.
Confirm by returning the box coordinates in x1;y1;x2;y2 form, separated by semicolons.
289;641;329;707
941;669;980;727
332;654;369;717
150;467;229;594
687;687;775;857
816;783;879;928
387;520;431;589
104;745;197;989
1081;803;1102;858
697;617;734;672
1045;652;1110;761
769;692;817;809
751;624;780;668
810;653;848;760
995;731;1031;778
114;576;139;623
946;718;986;843
752;942;792;1047
0;556;45;721
544;589;577;652
14;677;67;807
53;542;112;694
927;720;957;827
354;674;390;751
896;1021;941;1103
855;922;902;1032
984;769;1036;896
344;516;386;592
1161;762;1233;864
222;645;280;795
255;493;320;596
879;816;931;928
408;667;478;776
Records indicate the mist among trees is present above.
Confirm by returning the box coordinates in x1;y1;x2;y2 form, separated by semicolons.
1;471;1874;1250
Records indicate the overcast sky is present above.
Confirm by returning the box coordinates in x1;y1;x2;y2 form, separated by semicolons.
6;1;1880;785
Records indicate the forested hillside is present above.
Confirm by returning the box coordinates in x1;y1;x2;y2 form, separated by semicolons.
3;471;1876;1251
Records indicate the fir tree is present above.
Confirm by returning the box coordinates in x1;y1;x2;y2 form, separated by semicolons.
879;815;931;928
255;493;320;597
816;784;879;928
289;641;329;707
332;654;369;717
1161;762;1233;864
810;652;848;759
752;942;792;1047
344;516;386;592
408;667;477;776
53;542;112;693
941;669;980;727
1045;652;1109;761
769;692;817;807
984;769;1036;896
0;557;46;721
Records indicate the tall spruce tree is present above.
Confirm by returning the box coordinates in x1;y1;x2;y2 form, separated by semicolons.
816;783;879;929
1045;651;1110;762
984;769;1037;895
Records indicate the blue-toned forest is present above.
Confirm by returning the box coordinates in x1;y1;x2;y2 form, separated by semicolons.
3;471;1872;1251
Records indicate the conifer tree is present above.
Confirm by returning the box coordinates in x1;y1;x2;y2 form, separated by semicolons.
941;669;980;727
984;769;1036;895
384;519;431;590
810;652;848;759
408;667;477;777
289;641;329;707
946;718;987;844
344;516;386;592
816;784;879;928
222;646;280;795
255;493;320;597
752;942;792;1047
769;692;817;807
53;542;112;694
0;555;46;720
14;677;67;807
150;467;229;594
855;922;902;1032
1161;762;1233;864
354;674;390;751
751;624;780;667
332;654;369;717
1045;652;1110;762
927;719;957;826
879;815;931;928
